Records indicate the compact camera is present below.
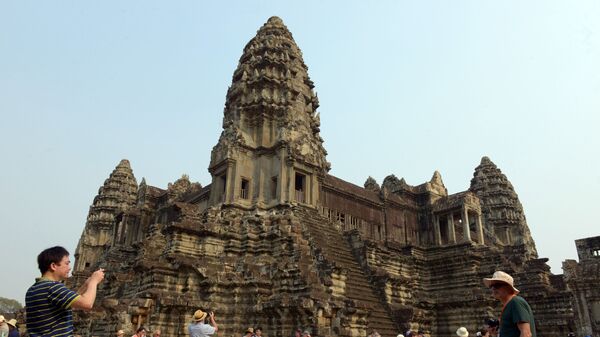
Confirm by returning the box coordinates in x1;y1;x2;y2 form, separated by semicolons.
485;318;499;328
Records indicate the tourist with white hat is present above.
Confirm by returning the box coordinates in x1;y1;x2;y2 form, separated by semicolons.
6;319;18;337
456;327;469;337
188;309;218;337
483;270;537;337
0;316;8;337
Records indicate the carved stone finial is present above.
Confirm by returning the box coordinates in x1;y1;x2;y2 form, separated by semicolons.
364;176;380;192
382;174;406;194
430;170;444;186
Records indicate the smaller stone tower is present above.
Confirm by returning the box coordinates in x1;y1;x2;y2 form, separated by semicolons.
72;159;137;283
208;16;328;209
469;156;537;259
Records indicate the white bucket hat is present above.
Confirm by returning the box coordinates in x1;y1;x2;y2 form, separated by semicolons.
483;270;520;293
456;327;469;337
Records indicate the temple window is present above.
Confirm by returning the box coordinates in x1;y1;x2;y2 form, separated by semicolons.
241;178;250;199
85;262;90;268
220;174;227;202
271;176;278;200
295;173;306;203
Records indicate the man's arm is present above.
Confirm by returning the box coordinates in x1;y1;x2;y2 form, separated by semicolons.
77;276;91;294
517;322;532;337
71;269;105;310
209;312;218;332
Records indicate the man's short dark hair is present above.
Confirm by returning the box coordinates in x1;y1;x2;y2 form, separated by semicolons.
136;327;146;334
37;246;70;274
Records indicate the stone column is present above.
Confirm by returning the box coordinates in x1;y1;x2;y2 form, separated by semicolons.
225;162;234;203
433;215;442;245
462;207;471;242
448;213;456;243
476;213;484;244
279;148;287;203
255;169;263;204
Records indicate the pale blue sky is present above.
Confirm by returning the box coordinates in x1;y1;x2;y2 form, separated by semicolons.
1;1;599;303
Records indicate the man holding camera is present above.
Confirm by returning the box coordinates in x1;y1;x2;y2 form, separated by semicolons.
25;246;105;337
189;309;218;337
483;271;536;337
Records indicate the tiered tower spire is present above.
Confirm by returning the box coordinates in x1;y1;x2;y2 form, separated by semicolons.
73;159;138;275
469;156;538;259
208;17;328;208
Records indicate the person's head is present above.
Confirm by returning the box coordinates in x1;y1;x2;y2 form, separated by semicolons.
0;315;5;323
397;334;405;337
302;331;311;337
456;327;469;337
193;309;208;322
38;246;71;278
417;331;424;337
136;327;147;337
116;330;125;337
153;329;161;337
6;319;17;331
244;327;254;336
255;327;262;336
483;271;519;301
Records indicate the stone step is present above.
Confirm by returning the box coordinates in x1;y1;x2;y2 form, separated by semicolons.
295;206;398;335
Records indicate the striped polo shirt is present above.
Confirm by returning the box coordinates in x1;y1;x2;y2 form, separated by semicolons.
25;278;80;337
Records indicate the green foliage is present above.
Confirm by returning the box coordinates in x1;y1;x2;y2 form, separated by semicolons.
0;297;23;313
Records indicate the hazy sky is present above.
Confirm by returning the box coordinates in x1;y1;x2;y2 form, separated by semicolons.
1;1;599;304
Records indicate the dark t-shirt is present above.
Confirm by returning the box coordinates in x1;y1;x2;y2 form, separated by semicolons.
500;296;537;337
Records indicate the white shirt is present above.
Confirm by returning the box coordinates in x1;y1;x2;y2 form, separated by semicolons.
188;322;216;337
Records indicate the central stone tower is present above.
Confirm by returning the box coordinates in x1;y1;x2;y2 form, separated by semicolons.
208;16;328;209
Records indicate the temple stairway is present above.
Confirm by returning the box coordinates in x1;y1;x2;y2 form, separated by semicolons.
294;206;398;337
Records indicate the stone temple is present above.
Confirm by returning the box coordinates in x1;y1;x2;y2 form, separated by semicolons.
69;17;599;337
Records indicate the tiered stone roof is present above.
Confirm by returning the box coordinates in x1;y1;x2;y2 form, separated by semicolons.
211;16;328;171
73;159;137;273
469;156;538;258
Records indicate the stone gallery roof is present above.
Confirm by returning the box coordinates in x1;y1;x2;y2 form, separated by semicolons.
324;174;381;204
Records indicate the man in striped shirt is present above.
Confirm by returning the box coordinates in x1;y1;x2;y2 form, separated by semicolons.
26;246;105;337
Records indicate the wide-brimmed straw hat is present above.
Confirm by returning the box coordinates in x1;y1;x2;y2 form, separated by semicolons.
116;330;125;336
193;309;208;321
456;327;469;337
397;334;405;337
483;270;520;293
245;327;254;334
6;319;17;328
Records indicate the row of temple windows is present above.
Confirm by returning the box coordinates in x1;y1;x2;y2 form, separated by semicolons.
322;207;385;239
219;172;307;202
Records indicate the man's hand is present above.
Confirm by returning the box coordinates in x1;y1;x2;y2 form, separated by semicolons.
72;268;105;311
90;268;105;284
209;311;218;332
